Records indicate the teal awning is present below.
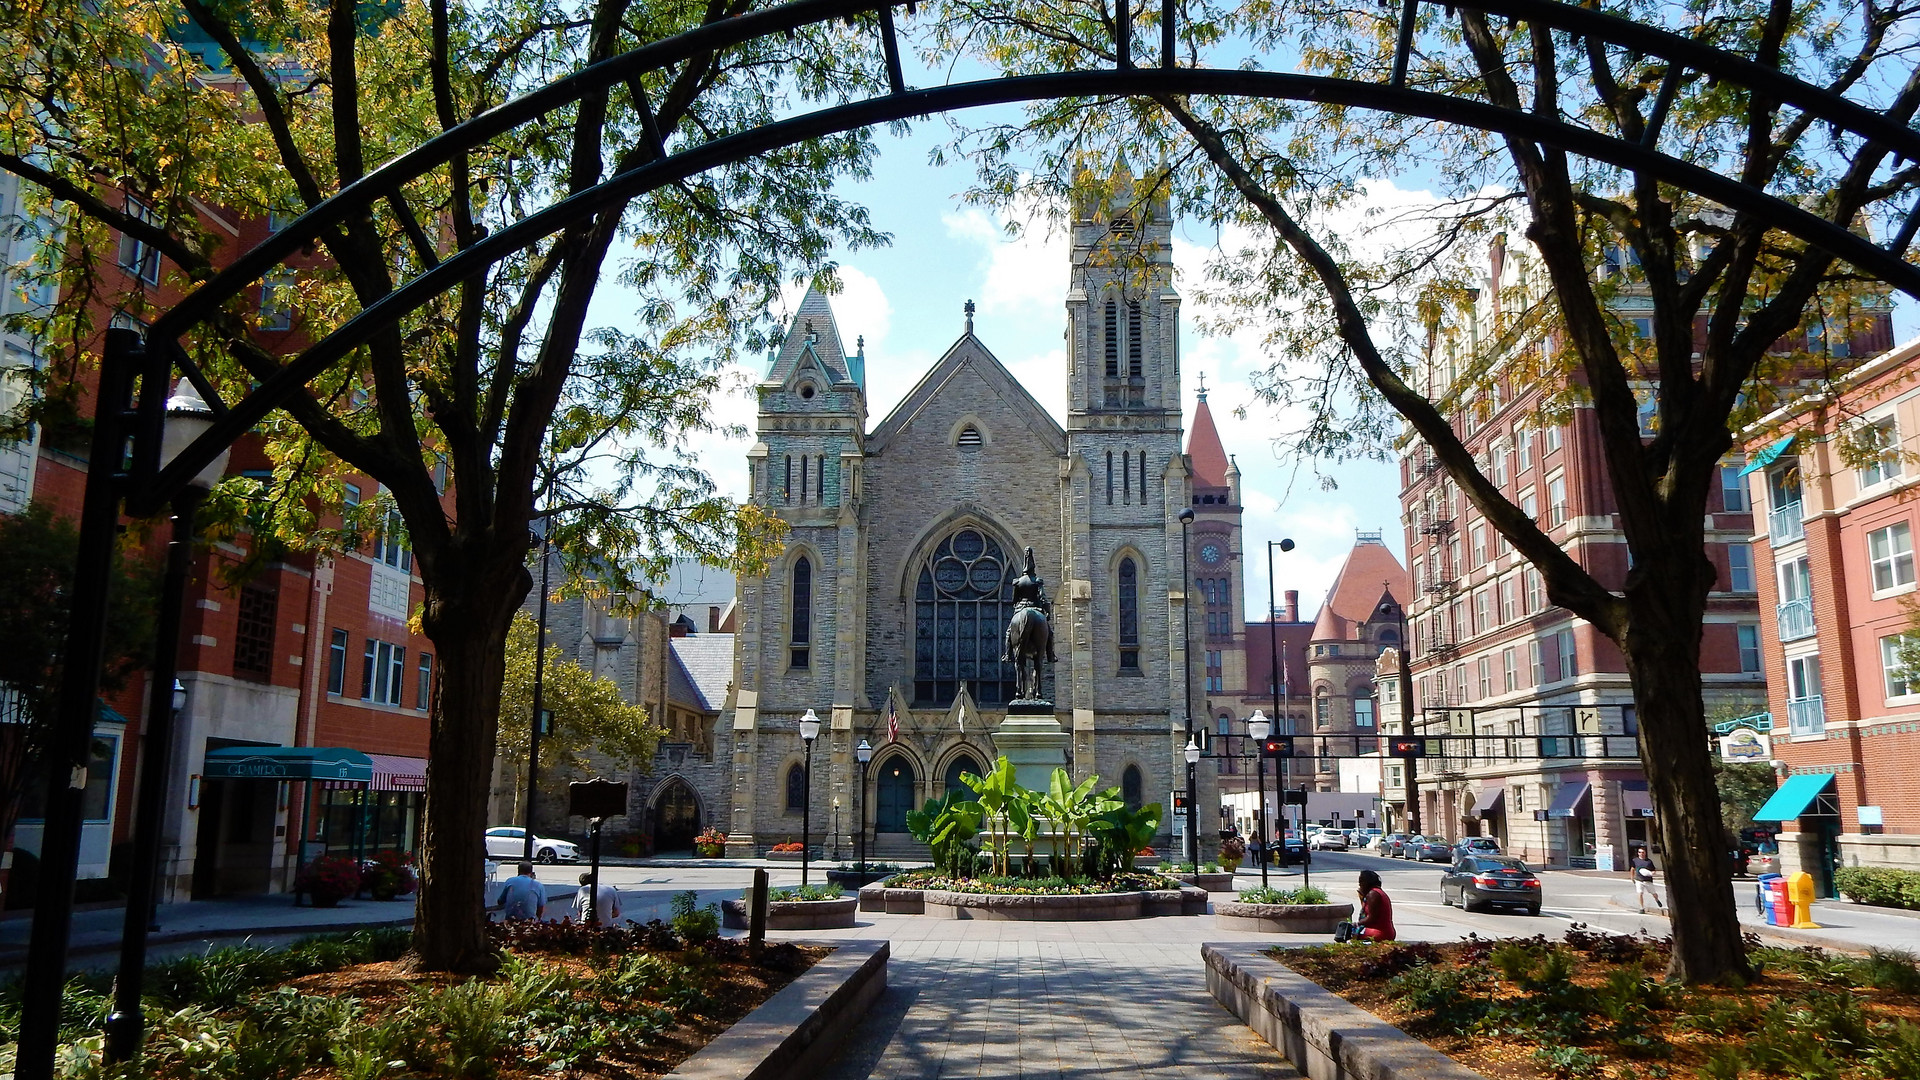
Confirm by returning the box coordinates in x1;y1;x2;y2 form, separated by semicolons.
1738;435;1797;476
203;746;373;783
1751;773;1837;822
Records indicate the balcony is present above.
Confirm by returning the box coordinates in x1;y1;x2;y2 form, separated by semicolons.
1769;502;1806;544
1776;598;1816;642
1786;695;1826;737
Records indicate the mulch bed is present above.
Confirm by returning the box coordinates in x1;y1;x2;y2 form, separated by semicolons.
1270;929;1920;1080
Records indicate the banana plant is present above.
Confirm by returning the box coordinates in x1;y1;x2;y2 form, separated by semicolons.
1090;800;1162;876
1008;789;1041;876
962;756;1020;876
907;792;982;878
1040;768;1110;873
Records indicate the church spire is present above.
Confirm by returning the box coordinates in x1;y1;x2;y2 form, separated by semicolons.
1186;376;1230;488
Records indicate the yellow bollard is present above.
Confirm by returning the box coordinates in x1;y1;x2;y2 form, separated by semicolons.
1787;871;1821;929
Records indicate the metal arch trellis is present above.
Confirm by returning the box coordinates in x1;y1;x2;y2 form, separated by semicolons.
125;0;1920;514
13;3;1920;1074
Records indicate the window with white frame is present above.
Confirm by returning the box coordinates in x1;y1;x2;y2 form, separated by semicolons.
1354;696;1375;727
1492;447;1509;488
1547;474;1568;526
1557;628;1579;677
1521;489;1538;522
1526;568;1544;613
1779;555;1812;605
118;197;162;285
1882;634;1919;699
362;639;406;706
1787;654;1824;735
1529;638;1545;684
1474;590;1490;635
1870;522;1915;593
1855;417;1902;489
1502;647;1517;692
1727;544;1755;592
1738;625;1762;674
1516;427;1533;471
1478;657;1493;699
1545;424;1562;452
1721;464;1748;512
1499;578;1516;623
1472;522;1488;567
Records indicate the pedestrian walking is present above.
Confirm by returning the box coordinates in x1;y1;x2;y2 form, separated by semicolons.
498;862;546;921
1631;846;1665;913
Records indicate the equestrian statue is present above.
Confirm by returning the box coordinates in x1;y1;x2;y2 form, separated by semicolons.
1002;546;1057;702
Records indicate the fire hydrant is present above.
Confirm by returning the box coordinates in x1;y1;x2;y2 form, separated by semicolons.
1787;871;1821;929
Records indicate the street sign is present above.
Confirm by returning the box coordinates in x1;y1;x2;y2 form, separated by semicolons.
568;777;628;820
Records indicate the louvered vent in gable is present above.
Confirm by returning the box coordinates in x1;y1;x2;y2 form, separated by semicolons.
958;425;983;448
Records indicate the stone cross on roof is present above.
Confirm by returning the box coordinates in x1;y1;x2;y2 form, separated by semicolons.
964;299;975;333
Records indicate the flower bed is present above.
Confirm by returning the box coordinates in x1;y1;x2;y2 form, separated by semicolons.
882;870;1179;895
19;923;829;1080
1259;928;1920;1079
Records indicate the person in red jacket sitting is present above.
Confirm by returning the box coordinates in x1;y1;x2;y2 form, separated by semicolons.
1335;870;1397;943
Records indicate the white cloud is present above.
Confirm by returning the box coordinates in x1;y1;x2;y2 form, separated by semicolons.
941;204;1071;323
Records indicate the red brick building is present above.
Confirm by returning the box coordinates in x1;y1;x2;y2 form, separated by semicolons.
1745;334;1920;892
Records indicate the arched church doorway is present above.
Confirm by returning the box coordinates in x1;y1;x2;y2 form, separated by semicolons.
875;756;918;833
651;778;700;854
944;753;983;801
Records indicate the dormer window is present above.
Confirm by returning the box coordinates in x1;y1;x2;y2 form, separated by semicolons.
958;425;983;449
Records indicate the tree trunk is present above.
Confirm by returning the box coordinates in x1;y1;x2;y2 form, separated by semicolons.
410;552;531;972
1622;555;1752;984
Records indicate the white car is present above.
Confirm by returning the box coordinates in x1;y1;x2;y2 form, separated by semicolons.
1310;831;1349;851
485;826;581;863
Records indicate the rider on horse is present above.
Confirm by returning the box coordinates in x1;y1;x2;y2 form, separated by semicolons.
1003;546;1057;668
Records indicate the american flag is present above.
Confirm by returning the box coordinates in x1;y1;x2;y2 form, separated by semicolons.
887;700;899;744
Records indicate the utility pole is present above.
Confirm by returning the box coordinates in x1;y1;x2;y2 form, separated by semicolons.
1267;538;1294;864
1398;603;1421;836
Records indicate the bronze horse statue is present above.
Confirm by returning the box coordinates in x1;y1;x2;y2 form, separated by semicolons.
1002;546;1056;701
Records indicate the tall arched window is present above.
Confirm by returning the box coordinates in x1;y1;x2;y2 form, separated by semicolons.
1104;300;1119;377
1315;688;1332;728
1354;696;1376;728
790;556;812;668
786;763;806;811
1122;764;1143;809
913;529;1016;706
1118;558;1140;670
1126;300;1143;377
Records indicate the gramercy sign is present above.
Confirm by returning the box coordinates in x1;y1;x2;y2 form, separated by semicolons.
212;756;360;779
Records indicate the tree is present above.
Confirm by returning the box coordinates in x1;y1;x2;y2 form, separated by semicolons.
1714;760;1777;835
492;611;661;824
0;0;880;969
0;503;155;875
929;0;1920;982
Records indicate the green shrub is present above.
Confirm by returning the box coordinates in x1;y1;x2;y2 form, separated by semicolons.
768;883;844;901
1866;949;1920;994
1871;1019;1920;1080
1835;865;1920;910
1237;885;1331;904
1531;1045;1605;1078
1386;964;1490;1030
670;890;719;945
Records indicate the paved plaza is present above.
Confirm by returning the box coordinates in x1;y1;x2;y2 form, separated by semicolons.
12;851;1920;1077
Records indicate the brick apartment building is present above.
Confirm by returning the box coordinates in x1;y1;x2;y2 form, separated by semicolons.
1744;333;1920;893
1396;235;1774;869
0;172;441;903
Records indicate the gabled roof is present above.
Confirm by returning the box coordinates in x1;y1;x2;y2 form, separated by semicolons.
766;284;859;388
669;634;734;713
1310;537;1411;642
867;329;1067;456
1187;393;1231;488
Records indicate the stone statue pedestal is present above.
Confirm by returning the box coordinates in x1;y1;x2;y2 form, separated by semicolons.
997;701;1069;792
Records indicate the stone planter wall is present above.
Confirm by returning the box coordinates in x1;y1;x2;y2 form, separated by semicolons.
1213;901;1351;935
1172;872;1237;892
669;939;888;1080
826;869;895;890
925;889;1145;920
720;896;859;931
1203;942;1486;1080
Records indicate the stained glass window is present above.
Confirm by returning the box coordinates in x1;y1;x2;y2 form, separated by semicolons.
913;529;1017;706
1118;558;1140;670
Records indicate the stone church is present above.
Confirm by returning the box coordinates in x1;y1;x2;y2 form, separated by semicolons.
710;180;1247;858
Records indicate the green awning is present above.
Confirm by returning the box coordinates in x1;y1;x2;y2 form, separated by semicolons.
1750;772;1837;822
203;746;373;783
1738;435;1797;476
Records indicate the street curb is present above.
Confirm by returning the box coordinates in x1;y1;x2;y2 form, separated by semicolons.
1598;893;1873;955
668;939;888;1080
1204;941;1486;1080
0;909;418;968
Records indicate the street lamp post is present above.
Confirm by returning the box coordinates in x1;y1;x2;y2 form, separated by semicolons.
799;709;821;886
1177;506;1198;868
1266;538;1294;865
855;739;873;876
105;382;230;1063
1247;709;1272;889
522;513;553;865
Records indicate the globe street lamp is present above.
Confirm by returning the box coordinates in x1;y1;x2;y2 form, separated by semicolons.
798;709;821;886
105;382;229;1063
1247;709;1272;889
1177;505;1198;868
855;739;873;876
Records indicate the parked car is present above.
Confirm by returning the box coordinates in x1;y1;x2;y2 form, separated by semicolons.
484;826;581;863
1441;854;1543;915
1310;830;1349;851
1456;837;1502;857
1382;833;1414;858
1410;836;1454;862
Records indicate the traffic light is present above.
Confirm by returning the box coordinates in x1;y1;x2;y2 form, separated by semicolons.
1389;736;1427;759
1172;793;1189;812
1260;737;1294;759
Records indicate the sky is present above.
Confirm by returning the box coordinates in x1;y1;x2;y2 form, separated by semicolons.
588;94;1918;627
587;115;1410;622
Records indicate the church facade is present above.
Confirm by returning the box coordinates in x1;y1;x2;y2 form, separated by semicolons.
713;184;1241;857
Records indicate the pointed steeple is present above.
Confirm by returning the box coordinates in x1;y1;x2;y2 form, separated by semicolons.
1186;378;1231;488
765;281;853;386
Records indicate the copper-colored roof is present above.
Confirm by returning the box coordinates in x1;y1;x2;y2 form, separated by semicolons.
1310;538;1410;641
1186;396;1231;488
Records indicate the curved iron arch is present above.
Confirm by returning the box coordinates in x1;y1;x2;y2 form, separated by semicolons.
134;0;1920;510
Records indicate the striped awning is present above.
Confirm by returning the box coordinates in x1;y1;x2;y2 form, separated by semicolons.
369;753;427;792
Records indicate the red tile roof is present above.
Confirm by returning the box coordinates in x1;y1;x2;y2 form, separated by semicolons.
1187;396;1231;488
1310;538;1410;641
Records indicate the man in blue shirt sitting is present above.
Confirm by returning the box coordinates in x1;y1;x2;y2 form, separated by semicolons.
498;862;546;921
